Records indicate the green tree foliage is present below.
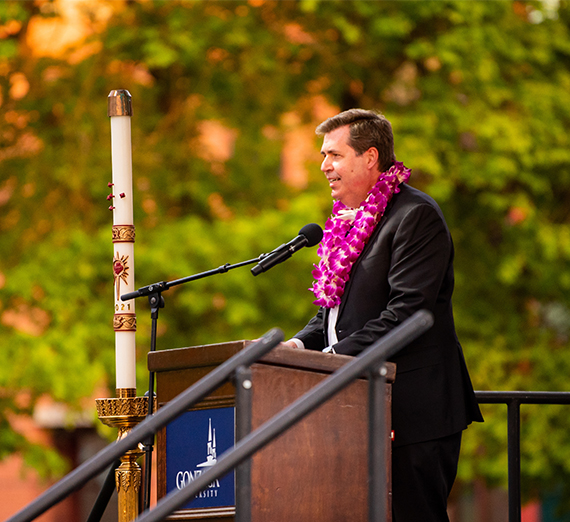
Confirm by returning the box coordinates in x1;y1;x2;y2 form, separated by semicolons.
1;0;570;500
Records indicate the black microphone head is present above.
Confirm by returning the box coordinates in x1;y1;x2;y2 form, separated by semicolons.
299;223;323;247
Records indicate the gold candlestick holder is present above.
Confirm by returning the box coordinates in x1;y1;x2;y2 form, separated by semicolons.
96;389;155;522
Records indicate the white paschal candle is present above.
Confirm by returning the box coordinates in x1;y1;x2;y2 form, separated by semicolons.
108;90;137;393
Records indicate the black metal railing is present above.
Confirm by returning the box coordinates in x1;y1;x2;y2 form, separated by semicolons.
135;310;433;522
475;390;570;522
8;310;433;522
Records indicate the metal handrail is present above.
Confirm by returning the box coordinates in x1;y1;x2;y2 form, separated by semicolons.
475;390;570;522
135;310;434;522
6;329;285;522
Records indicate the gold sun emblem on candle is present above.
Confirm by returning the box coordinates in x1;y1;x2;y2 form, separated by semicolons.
113;252;130;300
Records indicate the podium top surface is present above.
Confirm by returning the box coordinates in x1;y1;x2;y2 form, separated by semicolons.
148;340;396;382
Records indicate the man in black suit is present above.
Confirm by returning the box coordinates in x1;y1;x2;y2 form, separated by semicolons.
282;109;482;521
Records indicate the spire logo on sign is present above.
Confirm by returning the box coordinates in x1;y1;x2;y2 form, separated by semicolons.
197;418;217;469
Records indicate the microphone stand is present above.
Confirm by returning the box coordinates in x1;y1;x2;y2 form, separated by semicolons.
121;255;267;514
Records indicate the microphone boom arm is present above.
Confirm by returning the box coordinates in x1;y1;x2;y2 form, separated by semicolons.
120;255;264;301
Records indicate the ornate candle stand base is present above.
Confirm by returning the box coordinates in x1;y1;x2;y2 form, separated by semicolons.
96;389;154;522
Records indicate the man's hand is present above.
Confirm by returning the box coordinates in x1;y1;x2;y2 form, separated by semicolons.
281;340;304;349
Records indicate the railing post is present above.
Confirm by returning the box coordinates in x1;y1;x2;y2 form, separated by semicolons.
507;399;521;522
368;362;387;522
235;365;253;522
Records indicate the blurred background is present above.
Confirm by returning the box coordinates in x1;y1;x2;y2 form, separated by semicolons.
1;1;570;520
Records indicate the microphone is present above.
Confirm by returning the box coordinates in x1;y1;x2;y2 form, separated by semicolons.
251;223;323;276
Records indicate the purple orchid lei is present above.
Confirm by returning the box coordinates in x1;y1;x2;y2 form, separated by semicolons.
311;161;411;308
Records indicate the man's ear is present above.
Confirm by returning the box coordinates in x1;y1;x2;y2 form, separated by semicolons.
365;147;380;170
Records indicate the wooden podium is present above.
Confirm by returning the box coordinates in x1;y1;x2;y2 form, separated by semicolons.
149;341;396;522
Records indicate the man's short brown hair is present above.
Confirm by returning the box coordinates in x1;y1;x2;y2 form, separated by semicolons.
316;109;396;172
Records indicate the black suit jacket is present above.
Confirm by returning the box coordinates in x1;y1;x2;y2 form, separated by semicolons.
295;184;483;447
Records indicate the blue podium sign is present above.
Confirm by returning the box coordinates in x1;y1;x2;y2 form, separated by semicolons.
165;407;235;510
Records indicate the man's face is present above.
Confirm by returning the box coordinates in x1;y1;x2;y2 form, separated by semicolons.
320;125;379;208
